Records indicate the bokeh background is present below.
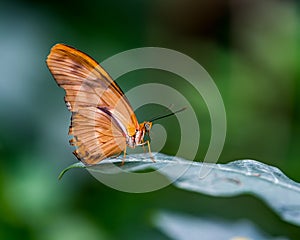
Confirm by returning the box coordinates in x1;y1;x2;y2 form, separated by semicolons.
0;0;300;239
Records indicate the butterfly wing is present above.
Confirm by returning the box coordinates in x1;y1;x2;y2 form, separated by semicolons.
46;44;138;164
69;107;126;164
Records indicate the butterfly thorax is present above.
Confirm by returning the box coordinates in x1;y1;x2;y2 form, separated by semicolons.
126;121;152;148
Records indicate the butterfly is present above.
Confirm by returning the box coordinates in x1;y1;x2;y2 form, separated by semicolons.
46;44;184;166
46;43;157;166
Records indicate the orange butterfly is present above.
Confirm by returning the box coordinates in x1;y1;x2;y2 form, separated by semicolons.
47;44;185;166
46;44;154;165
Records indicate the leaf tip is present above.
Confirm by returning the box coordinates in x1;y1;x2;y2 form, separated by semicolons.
58;162;86;180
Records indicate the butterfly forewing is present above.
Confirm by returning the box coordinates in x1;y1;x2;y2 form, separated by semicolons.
46;44;138;164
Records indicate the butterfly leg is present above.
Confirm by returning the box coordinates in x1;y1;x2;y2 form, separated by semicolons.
142;144;147;153
147;140;155;163
122;146;127;166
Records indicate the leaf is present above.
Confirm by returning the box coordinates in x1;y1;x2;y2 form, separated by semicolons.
61;153;300;226
154;211;289;240
58;162;85;180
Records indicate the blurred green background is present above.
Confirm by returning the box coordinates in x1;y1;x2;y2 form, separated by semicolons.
0;0;300;239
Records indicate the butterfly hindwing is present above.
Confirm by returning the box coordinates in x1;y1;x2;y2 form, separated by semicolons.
70;107;126;165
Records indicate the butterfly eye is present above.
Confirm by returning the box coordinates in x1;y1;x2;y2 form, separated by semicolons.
145;122;152;132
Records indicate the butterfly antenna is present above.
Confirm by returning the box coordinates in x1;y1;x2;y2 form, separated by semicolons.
148;104;174;121
150;107;187;122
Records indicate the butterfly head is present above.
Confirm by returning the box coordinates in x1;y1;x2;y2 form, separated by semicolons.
142;121;152;133
130;121;152;147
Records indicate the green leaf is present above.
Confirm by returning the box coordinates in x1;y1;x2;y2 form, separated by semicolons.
154;211;286;240
62;153;300;226
58;162;85;180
